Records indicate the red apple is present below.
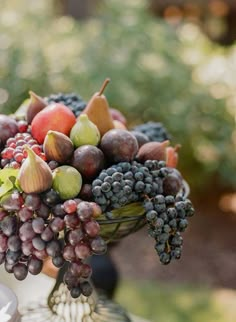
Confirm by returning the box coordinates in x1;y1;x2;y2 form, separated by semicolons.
31;103;76;144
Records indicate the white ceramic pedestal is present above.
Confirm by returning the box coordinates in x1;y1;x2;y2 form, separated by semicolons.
0;283;21;322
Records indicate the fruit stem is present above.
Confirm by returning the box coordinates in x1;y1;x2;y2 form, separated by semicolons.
98;78;110;96
29;90;47;105
162;140;170;147
23;145;35;160
47;130;54;137
174;144;181;152
166;241;171;253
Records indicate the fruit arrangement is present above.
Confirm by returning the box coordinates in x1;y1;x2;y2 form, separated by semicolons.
0;79;195;299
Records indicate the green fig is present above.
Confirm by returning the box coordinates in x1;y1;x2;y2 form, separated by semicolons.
43;130;74;163
52;166;82;200
18;146;53;193
70;114;100;148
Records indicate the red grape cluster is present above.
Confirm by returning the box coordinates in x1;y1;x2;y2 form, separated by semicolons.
0;131;45;169
63;201;107;298
0;192;51;280
0;190;106;298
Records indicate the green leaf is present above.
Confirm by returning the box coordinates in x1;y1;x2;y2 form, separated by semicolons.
13;98;30;119
0;168;19;198
15;178;23;192
0;177;15;198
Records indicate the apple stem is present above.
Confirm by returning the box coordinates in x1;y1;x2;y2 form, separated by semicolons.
98;78;111;96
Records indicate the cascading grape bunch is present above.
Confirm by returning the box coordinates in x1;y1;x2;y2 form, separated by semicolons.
144;194;194;264
0;191;51;280
0;188;106;298
141;160;194;264
62;200;107;297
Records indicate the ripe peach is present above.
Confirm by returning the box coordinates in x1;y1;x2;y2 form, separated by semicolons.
110;108;127;125
113;120;127;130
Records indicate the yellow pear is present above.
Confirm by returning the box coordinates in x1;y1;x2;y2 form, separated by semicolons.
82;79;114;136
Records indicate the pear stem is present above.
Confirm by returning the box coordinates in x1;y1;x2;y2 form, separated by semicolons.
98;78;110;96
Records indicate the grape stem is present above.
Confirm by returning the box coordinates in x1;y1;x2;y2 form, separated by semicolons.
98;78;110;96
166;241;171;253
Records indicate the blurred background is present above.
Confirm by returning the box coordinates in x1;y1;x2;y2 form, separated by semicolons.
0;0;236;321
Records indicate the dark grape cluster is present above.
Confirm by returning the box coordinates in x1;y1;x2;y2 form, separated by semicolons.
0;132;45;169
0;189;106;298
144;194;194;265
132;121;171;142
91;160;177;212
46;93;87;117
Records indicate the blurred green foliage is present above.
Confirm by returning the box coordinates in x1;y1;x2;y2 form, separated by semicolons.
116;280;236;322
0;0;235;191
